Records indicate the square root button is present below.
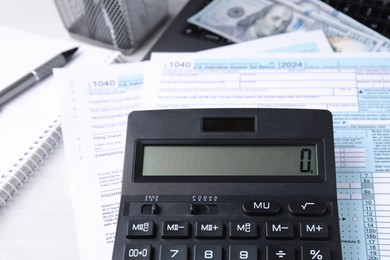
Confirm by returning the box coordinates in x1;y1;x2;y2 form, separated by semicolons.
288;201;327;216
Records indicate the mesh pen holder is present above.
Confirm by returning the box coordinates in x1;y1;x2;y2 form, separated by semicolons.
54;0;168;54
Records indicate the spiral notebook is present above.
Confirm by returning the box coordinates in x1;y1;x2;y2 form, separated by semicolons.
0;119;63;206
0;26;123;206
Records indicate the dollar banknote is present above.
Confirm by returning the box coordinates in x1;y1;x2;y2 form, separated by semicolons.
285;0;390;51
187;0;384;52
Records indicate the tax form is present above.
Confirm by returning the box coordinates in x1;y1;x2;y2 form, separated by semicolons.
199;30;333;54
144;52;390;260
57;63;145;260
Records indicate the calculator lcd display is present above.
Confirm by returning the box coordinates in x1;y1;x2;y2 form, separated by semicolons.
141;145;317;177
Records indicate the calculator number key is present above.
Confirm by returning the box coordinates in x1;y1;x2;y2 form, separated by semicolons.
124;245;152;260
229;245;258;260
194;245;222;260
159;245;188;260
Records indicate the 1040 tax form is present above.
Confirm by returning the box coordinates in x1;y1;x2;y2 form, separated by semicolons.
145;52;390;260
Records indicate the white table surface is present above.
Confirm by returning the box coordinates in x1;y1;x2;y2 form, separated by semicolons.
0;0;186;259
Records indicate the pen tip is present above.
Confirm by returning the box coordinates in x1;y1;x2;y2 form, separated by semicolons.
62;47;79;61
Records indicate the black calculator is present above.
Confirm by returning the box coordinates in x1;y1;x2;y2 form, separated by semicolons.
112;108;342;260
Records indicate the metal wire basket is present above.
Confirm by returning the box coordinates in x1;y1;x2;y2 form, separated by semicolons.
54;0;168;54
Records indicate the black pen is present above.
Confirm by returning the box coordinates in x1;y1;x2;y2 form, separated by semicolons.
0;47;78;106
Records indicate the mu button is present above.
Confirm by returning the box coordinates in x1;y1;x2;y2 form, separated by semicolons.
242;200;280;216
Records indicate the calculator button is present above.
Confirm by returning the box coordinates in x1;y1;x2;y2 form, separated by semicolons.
266;246;295;260
126;221;154;238
288;201;327;216
299;222;329;240
194;245;222;260
266;222;295;239
159;245;188;260
242;200;280;215
229;245;258;260
195;221;224;238
301;247;331;260
124;244;152;260
229;221;258;239
162;221;190;238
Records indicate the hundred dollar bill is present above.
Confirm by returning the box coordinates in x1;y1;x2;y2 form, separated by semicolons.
188;0;383;52
285;0;390;51
273;0;385;52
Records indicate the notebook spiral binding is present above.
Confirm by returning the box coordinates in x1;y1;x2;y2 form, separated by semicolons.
0;119;62;207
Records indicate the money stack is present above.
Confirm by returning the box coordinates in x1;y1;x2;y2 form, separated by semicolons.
188;0;390;52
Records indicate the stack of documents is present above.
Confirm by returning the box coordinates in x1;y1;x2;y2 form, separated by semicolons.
56;30;390;260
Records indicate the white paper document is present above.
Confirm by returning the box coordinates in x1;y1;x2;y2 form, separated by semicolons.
145;52;390;259
145;52;387;112
57;63;145;260
200;30;333;54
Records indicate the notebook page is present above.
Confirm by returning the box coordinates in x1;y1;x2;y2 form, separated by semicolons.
0;26;121;204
